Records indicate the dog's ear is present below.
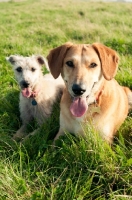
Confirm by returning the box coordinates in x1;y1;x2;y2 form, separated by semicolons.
92;43;119;80
47;42;73;79
36;55;45;65
6;55;17;65
35;55;49;71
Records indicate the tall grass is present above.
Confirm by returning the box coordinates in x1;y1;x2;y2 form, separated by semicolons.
0;0;132;199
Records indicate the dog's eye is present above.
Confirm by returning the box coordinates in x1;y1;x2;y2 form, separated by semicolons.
16;67;22;72
31;68;36;72
66;61;74;68
90;63;97;68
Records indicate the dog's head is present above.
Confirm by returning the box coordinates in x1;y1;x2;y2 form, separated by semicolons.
6;55;47;97
47;42;119;117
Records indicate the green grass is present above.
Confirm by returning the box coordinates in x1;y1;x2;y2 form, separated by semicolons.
0;0;132;199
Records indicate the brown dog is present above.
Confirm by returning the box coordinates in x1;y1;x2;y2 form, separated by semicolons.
47;42;132;143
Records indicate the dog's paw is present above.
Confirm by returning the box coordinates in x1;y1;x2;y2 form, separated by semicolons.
12;130;27;142
12;134;23;142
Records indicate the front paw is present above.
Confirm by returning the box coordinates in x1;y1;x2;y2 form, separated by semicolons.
12;128;27;142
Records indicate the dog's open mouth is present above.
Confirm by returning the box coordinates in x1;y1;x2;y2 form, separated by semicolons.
70;96;88;117
21;87;40;98
70;82;98;117
22;88;32;98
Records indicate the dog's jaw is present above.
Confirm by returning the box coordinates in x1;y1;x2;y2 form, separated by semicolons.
21;87;32;98
21;84;41;98
68;79;105;118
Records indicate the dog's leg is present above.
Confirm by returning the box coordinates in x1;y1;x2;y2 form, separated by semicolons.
21;128;39;143
13;101;33;141
53;128;65;144
98;124;114;144
13;124;27;141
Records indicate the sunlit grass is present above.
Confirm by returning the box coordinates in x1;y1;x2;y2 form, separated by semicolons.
0;0;132;199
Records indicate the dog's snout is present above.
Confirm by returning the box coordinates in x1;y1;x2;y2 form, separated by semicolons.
72;84;86;96
21;81;30;88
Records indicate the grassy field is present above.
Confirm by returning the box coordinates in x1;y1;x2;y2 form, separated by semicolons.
0;0;132;199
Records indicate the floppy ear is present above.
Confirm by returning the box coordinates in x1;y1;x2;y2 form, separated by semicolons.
47;42;73;79
92;43;119;80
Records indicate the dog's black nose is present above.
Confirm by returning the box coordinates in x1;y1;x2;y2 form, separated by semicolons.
72;84;86;96
21;81;29;88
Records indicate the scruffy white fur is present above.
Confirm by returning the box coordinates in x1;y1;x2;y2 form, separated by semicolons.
7;55;65;141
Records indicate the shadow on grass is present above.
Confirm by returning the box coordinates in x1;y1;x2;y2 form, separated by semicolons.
0;88;60;158
0;89;19;135
22;103;60;159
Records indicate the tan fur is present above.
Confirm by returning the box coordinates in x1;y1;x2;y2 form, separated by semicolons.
7;55;65;141
47;42;132;143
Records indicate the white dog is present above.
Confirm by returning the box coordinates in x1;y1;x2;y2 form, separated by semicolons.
7;55;65;141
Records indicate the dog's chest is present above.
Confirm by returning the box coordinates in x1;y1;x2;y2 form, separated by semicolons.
20;94;52;124
61;102;101;136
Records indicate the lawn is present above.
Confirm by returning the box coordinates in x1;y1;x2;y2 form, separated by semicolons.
0;0;132;199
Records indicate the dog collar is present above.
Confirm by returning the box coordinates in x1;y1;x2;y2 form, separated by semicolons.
30;89;40;106
32;98;37;106
95;86;104;104
30;90;40;98
22;87;40;106
95;87;104;103
89;85;104;114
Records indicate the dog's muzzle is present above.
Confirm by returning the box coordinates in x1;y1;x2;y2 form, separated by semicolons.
20;80;30;89
72;83;86;96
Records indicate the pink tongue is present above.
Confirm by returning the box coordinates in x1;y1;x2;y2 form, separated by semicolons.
70;97;88;117
22;88;32;98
